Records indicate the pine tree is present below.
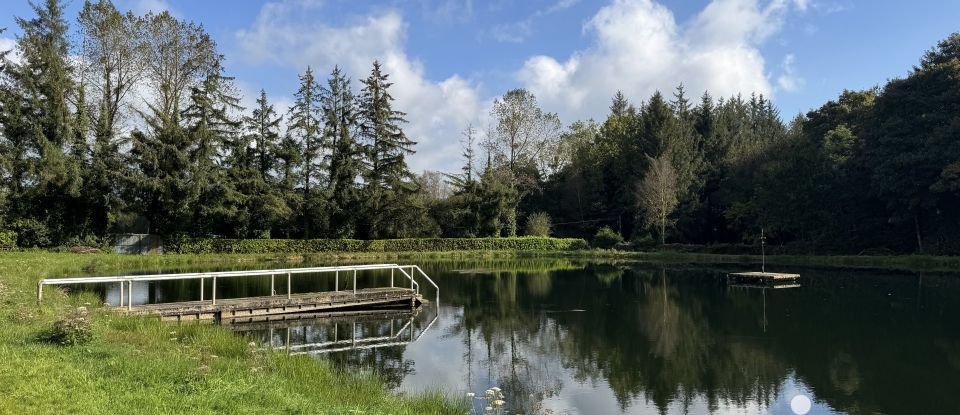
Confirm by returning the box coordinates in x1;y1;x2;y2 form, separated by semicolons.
0;0;83;244
357;61;418;238
183;72;242;236
229;90;289;238
322;66;361;238
245;90;282;180
286;67;324;237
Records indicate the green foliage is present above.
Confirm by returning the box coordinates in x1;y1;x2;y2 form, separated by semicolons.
168;237;588;254
0;231;17;249
43;309;94;346
593;227;624;249
524;212;552;237
11;219;51;247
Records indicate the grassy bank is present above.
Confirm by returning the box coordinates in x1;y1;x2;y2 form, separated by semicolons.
0;252;463;414
506;249;960;272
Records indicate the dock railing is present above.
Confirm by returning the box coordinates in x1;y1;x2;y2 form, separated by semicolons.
38;263;439;310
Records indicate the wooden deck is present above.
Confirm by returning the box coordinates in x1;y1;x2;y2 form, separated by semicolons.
112;287;422;322
727;271;800;285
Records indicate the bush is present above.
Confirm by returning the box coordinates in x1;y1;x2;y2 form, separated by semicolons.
524;212;552;237
0;230;16;250
592;227;624;249
11;218;52;248
43;308;94;346
168;237;589;254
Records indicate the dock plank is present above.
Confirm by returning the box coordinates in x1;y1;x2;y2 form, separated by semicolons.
113;287;421;322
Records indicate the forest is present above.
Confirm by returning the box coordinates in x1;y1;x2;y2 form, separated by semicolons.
1;0;959;255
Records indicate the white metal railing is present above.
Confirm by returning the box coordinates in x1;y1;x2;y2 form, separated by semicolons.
37;263;439;310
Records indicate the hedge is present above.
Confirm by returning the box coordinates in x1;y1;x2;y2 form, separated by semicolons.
167;237;590;254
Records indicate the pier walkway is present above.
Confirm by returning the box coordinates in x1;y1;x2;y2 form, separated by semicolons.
38;264;438;322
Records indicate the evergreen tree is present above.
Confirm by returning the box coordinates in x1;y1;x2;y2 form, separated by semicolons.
286;66;324;237
229;90;289;238
0;0;83;245
245;90;282;179
183;72;243;236
321;66;361;238
358;61;418;238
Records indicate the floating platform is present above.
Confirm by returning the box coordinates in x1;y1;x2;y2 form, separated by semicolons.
727;271;800;285
113;287;423;322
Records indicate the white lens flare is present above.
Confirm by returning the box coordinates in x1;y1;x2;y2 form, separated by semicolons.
790;394;812;415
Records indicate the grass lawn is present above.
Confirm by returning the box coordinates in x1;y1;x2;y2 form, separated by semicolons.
0;252;464;415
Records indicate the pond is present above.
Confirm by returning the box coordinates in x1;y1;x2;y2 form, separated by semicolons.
101;258;960;414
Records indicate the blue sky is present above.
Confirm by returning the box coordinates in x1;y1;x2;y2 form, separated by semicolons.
2;0;959;172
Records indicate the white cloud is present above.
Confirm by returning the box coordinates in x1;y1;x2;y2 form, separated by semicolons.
235;0;806;173
488;0;581;44
420;0;475;24
517;0;806;122
776;53;804;92
235;1;485;173
548;0;581;13
0;37;19;65
490;20;533;43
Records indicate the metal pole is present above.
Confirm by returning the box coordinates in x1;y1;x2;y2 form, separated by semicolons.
128;280;133;311
199;278;204;302
212;277;217;305
287;272;292;299
761;227;766;273
119;281;124;306
353;270;357;294
390;268;394;287
335;271;339;292
37;282;42;305
271;274;275;296
411;267;415;291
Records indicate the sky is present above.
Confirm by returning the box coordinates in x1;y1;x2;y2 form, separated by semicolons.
1;0;959;173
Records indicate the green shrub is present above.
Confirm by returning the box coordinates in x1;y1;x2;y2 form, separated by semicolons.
592;227;624;249
524;212;552;237
43;308;94;346
0;230;16;249
168;237;589;254
12;219;51;248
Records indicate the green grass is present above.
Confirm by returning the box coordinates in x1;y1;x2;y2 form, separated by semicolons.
507;249;960;272
0;252;465;415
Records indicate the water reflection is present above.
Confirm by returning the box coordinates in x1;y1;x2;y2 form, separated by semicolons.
82;259;960;414
395;262;960;414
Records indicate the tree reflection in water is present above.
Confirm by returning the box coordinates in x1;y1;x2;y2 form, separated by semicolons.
229;260;960;414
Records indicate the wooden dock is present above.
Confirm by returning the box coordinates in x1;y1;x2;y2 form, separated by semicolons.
727;271;800;285
115;287;423;322
38;264;438;323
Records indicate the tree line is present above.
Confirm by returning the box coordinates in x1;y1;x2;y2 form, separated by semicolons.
439;35;960;255
2;1;959;255
0;0;426;246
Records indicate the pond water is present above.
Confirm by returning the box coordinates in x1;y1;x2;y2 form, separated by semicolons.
98;259;960;414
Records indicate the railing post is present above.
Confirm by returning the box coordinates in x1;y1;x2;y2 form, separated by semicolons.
128;280;133;311
119;281;124;306
353;270;357;294
271;274;275;296
37;281;42;305
199;278;204;302
411;267;415;291
335;271;339;292
287;272;292;299
390;268;394;287
212;277;217;305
